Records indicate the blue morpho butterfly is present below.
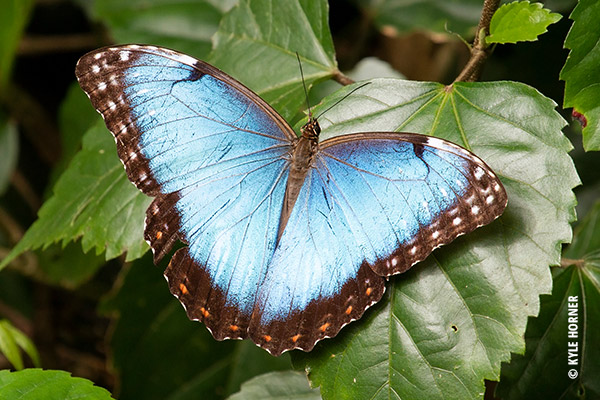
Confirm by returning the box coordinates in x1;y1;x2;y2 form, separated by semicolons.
75;45;507;356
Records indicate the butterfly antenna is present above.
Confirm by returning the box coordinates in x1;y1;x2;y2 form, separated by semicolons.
296;52;314;122
314;82;371;121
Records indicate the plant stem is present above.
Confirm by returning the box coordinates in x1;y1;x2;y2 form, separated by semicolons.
454;0;501;83
332;70;354;86
560;258;585;268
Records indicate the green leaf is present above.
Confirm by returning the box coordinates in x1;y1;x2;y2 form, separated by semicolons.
355;0;483;37
292;79;578;399
0;319;40;370
0;320;23;370
100;255;291;400
90;0;236;59
56;83;100;174
0;369;115;400
0;0;34;91
0;114;18;195
0;122;151;270
210;0;337;121
497;200;600;399
486;1;562;44
560;0;600;151
227;371;320;400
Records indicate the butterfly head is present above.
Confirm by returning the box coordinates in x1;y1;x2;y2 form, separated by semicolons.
300;117;321;141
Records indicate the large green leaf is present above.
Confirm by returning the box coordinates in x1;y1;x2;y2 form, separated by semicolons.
292;79;578;400
0;319;40;370
227;371;320;400
497;201;600;399
210;0;337;121
486;1;562;45
354;0;483;37
100;255;291;400
0;369;114;400
560;0;600;151
0;122;151;270
90;0;236;59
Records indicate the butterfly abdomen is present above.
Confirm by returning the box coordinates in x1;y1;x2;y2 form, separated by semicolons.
277;134;319;240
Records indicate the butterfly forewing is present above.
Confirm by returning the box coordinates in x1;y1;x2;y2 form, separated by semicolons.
317;132;507;276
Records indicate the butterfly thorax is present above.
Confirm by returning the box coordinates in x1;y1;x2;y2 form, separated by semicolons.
276;119;320;241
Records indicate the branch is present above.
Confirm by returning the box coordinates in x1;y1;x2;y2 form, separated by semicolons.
332;70;355;86
560;258;585;268
454;0;501;83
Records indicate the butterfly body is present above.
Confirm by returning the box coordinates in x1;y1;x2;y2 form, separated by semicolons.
76;45;507;355
279;121;320;239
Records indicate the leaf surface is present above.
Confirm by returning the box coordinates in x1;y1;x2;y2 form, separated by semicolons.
0;369;114;400
560;0;600;150
293;79;578;400
486;1;562;44
497;200;600;399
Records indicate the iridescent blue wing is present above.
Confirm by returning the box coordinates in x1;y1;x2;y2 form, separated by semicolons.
249;132;506;353
76;45;295;341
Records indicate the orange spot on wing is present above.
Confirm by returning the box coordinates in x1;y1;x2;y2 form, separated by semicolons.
345;306;353;315
230;325;239;332
319;322;331;332
200;307;210;318
263;335;272;342
365;287;372;296
179;283;189;295
156;231;163;240
292;334;301;343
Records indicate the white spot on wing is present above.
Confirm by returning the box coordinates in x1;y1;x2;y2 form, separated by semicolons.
91;65;100;73
471;206;480;214
98;82;107;91
120;51;130;61
174;53;198;66
474;167;485;180
426;137;444;148
453;217;462;225
486;195;494;204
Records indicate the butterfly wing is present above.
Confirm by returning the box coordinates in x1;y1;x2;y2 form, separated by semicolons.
76;45;296;340
249;132;506;354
